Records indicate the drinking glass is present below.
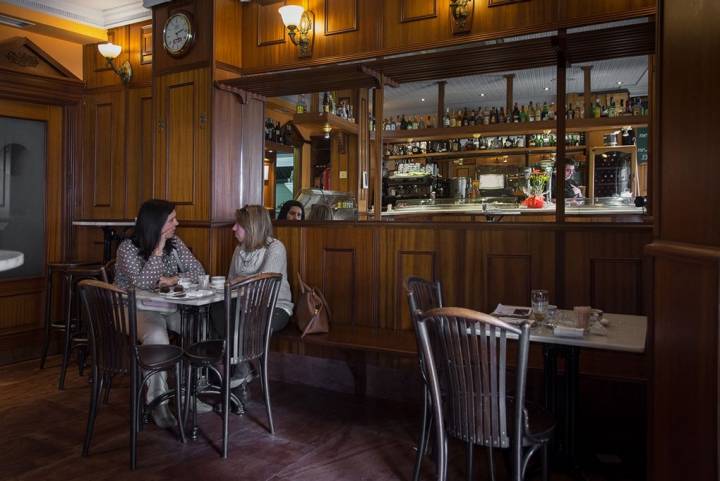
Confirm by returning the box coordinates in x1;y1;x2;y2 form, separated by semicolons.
531;289;549;324
198;274;210;290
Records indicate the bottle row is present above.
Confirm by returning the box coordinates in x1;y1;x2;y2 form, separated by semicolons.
264;118;294;146
295;93;356;123
384;133;586;156
380;96;649;131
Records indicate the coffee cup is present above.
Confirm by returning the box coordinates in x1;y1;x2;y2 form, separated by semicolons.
210;276;225;288
574;306;592;329
198;275;209;289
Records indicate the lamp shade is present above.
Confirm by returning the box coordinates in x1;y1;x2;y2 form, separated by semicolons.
97;42;121;59
278;5;304;27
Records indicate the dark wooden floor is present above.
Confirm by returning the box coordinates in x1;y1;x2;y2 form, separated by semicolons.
1;357;641;481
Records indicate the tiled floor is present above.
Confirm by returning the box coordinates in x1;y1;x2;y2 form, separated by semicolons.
0;357;641;481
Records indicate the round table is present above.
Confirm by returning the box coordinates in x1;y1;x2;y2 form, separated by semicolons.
0;250;24;272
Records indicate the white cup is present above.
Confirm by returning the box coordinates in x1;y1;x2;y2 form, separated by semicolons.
210;276;225;288
198;275;209;289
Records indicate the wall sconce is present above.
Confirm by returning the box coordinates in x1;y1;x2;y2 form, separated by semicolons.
278;5;314;58
97;42;132;84
449;0;473;34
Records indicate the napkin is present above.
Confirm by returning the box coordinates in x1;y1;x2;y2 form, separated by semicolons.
553;325;585;338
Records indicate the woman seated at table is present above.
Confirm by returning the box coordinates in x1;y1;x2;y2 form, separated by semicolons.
115;199;206;428
277;200;305;221
212;205;294;390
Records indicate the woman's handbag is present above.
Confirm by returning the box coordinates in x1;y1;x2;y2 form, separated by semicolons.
294;273;330;337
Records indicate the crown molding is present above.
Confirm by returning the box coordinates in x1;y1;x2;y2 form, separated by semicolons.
3;0;151;29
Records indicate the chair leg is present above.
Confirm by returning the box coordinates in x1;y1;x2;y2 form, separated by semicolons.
222;363;230;459
82;368;102;456
103;374;113;404
183;364;192;435
40;273;53;369
440;434;448;481
130;367;138;470
77;346;87;377
541;443;549;481
412;387;431;481
174;364;186;444
466;442;474;481
488;446;496;481
261;355;274;435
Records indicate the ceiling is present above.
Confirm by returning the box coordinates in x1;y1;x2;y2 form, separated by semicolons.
2;0;150;28
382;55;649;117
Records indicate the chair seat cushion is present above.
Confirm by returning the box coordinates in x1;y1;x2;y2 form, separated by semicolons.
137;344;183;369
185;339;225;365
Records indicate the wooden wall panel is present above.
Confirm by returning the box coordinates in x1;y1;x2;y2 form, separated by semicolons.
256;0;286;46
84;22;152;89
154;68;211;221
400;0;437;22
128;21;153;86
486;254;532;309
126;87;153;216
590;258;641;314
396;250;436;330
325;0;358;35
321;248;356;325
214;0;243;70
80;90;127;219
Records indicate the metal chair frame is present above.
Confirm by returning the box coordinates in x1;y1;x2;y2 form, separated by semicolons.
417;307;551;481
79;279;185;470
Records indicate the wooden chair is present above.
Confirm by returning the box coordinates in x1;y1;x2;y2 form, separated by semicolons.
39;261;108;390
183;273;282;458
78;279;185;469
417;307;555;481
405;277;443;481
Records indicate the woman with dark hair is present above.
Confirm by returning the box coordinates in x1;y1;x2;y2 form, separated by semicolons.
308;203;333;221
277;200;304;221
115;199;206;428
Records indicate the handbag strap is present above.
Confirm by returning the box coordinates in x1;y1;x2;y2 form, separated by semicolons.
296;272;310;294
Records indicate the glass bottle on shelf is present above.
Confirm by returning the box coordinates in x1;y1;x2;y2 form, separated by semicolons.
322;92;330;113
512;103;520;122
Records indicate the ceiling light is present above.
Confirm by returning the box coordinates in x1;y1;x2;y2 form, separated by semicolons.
420;98;425;102
617;81;623;85
544;87;550;91
480;93;485;97
0;14;35;28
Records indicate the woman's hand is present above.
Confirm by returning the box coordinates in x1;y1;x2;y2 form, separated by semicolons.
153;230;174;257
158;276;178;287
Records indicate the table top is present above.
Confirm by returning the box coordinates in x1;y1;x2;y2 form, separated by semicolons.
135;288;225;307
72;220;135;227
501;310;647;353
0;250;24;272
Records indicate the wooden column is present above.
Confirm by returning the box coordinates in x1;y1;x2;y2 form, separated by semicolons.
504;74;515;112
373;82;384;220
554;30;567;308
582;66;593;118
357;88;369;214
437;81;447;124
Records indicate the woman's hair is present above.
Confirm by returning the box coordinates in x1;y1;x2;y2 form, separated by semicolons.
236;205;273;251
132;199;176;260
308;203;333;221
278;200;305;220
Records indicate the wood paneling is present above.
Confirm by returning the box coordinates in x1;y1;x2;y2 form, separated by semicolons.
80;90;126;219
240;0;655;72
486;254;532;309
396;250;436;329
325;0;359;35
214;0;243;69
400;0;437;22
321;248;356;325
256;0;286;46
128;21;153;85
154;68;211;221
84;22;153;89
126;87;153;216
590;258;641;314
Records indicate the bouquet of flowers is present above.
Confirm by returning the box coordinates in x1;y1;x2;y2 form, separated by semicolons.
522;169;549;208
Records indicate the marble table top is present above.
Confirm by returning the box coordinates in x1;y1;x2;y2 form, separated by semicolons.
0;250;24;272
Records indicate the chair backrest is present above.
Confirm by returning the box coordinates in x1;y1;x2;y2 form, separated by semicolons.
225;273;282;364
405;277;443;383
103;259;116;284
416;307;530;451
79;279;136;376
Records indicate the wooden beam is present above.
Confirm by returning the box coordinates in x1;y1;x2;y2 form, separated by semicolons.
373;82;384;220
504;74;515;113
556;30;567;223
357;88;369;214
582;65;592;119
437;81;447;125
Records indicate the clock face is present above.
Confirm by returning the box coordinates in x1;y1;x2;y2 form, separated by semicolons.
162;12;194;56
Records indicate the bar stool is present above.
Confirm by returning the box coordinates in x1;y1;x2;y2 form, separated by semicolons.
39;261;107;390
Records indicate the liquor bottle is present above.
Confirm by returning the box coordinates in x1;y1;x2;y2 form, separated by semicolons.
322;92;330;113
608;97;616;118
418;116;425;129
499;107;507;123
448;109;456;127
296;94;306;113
400;114;407;130
512;103;520;123
275;121;282;143
456;110;464;127
601;101;608;118
520;105;528;123
426;115;433;129
528;102;536;122
593;98;602;118
482;108;490;125
329;92;337;115
548;102;556;120
443;108;451;128
348;105;354;122
462;107;470;126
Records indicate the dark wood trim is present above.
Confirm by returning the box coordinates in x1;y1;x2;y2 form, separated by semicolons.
324;0;359;35
273;220;654;232
400;0;437;23
63;104;81;260
0;327;53;366
141;23;153;65
153;60;211;77
256;0;286;47
215;61;243;75
645;241;720;261
0;70;83;105
488;0;529;6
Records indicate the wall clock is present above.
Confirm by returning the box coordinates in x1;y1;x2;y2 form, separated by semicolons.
162;11;195;57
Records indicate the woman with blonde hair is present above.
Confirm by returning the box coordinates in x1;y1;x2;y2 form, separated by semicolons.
212;205;293;392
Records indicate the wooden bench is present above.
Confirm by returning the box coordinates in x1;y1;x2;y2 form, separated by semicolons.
273;324;419;396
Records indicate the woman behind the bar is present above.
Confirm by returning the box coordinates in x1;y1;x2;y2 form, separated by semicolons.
213;205;293;393
115;199;206;429
278;200;304;221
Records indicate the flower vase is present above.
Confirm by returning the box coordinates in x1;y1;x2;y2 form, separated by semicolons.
522;187;546;208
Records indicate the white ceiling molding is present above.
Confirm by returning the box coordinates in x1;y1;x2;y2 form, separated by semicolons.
3;0;151;29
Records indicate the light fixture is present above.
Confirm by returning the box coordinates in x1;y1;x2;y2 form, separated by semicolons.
97;42;132;85
279;5;314;58
617;81;623;85
544;86;550;91
322;122;332;139
480;93;485;97
421;98;425;102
